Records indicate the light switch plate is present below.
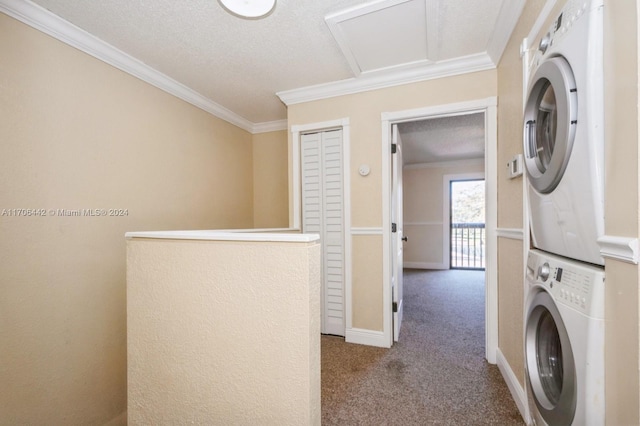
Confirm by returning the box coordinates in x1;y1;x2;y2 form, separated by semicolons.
508;154;523;178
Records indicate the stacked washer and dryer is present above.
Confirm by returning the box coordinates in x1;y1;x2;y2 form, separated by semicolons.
523;0;606;425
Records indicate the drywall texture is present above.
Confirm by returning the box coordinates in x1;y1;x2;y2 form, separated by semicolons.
403;161;485;269
603;1;640;424
495;0;548;394
496;237;525;386
127;238;321;425
288;70;497;332
0;14;253;425
253;130;289;228
351;235;384;331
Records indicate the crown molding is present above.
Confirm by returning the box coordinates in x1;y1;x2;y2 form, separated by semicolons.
0;0;287;134
486;0;526;64
277;52;495;106
251;119;288;134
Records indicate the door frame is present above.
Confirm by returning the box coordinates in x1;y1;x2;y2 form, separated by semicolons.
381;97;498;361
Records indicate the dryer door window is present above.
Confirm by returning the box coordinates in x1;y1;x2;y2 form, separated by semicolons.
536;309;563;404
523;56;578;194
525;291;577;425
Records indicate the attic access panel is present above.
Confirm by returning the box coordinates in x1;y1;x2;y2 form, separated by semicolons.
325;0;433;76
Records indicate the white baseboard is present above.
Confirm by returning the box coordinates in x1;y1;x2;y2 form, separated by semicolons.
345;328;390;348
496;348;528;424
403;262;446;270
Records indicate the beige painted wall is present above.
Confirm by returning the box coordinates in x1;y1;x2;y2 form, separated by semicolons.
127;236;320;425
252;130;289;228
603;1;640;424
288;70;497;332
495;0;549;390
0;14;254;425
403;161;485;268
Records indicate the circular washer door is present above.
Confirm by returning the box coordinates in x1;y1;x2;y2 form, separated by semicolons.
523;56;578;194
525;290;577;425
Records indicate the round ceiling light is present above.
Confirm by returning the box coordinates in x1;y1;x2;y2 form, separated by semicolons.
219;0;276;18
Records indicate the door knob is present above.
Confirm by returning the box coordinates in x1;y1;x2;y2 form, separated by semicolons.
401;236;408;242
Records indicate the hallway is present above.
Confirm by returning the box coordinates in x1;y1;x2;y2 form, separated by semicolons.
321;269;523;425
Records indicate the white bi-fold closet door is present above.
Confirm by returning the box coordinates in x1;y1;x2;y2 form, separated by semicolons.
301;129;345;336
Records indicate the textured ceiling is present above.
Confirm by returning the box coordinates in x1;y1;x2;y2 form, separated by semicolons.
21;0;517;126
398;113;485;165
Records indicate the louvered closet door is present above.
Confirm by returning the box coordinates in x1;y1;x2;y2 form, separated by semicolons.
301;130;345;336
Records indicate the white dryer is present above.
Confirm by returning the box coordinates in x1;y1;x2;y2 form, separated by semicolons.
524;0;605;265
524;249;605;425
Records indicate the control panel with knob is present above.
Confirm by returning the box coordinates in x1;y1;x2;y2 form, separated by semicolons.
537;263;551;282
539;32;551;53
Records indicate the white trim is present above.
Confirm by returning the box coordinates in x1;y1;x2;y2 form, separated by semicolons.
324;0;420;76
497;228;525;240
444;172;485;271
0;0;283;134
291;119;350;134
291;119;352;333
279;0;525;107
345;328;390;348
496;348;529;424
381;97;498;122
343;127;353;333
404;158;484;170
291;118;350;230
278;53;495;106
486;0;526;64
252;119;288;134
125;230;319;243
404;221;442;227
598;236;640;265
382;119;393;347
403;262;446;270
350;227;384;235
381;97;498;355
484;100;498;364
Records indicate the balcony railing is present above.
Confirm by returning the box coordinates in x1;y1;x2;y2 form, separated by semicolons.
451;222;485;270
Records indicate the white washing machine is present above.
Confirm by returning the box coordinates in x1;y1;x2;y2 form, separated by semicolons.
524;249;604;425
524;0;605;265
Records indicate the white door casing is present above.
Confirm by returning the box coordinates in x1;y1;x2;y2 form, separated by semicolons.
381;97;498;358
392;124;404;342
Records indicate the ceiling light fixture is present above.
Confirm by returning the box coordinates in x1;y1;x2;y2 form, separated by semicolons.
219;0;276;18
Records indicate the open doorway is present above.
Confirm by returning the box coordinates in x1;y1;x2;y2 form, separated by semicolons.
381;98;497;360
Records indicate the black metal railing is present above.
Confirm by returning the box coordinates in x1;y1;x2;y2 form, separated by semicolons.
451;222;485;270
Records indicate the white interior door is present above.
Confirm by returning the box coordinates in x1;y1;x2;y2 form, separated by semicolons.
392;124;404;342
301;130;345;336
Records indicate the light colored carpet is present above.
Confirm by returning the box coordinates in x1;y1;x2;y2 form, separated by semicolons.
321;269;524;425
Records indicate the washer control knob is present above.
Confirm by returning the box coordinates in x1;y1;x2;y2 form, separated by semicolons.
539;32;552;53
538;263;551;282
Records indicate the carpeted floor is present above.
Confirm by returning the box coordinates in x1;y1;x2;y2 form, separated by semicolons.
321;269;524;425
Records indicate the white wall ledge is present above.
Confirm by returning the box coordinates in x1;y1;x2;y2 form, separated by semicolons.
598;235;639;264
125;229;318;243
